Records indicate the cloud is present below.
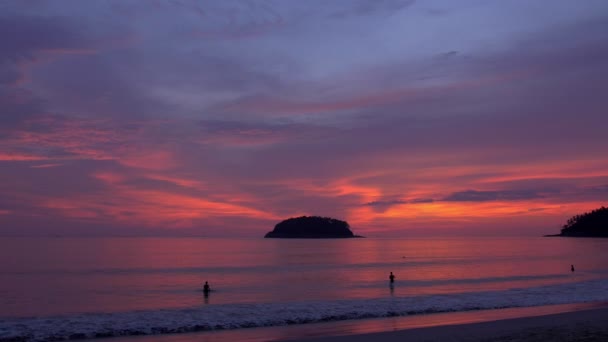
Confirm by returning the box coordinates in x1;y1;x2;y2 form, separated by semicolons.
365;199;406;206
442;190;549;202
30;163;64;169
410;198;434;203
364;197;434;206
2;115;125;162
0;13;96;95
0;14;91;64
1;1;608;237
0;13;115;128
328;0;415;19
591;185;608;193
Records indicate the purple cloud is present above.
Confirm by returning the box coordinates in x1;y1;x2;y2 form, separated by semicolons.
2;0;608;237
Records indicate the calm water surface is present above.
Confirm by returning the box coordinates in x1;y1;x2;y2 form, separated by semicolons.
1;236;606;318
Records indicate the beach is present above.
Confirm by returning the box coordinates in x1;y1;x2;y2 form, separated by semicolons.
105;303;608;342
286;307;608;342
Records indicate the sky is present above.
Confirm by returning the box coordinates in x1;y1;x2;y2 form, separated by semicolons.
1;0;608;237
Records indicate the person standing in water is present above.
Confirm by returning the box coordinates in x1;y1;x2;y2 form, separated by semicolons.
203;281;211;294
389;272;395;283
571;265;575;272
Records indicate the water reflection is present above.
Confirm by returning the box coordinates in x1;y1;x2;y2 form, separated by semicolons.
2;237;608;317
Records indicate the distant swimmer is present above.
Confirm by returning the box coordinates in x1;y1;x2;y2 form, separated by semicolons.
389;272;395;283
203;281;211;294
571;264;575;272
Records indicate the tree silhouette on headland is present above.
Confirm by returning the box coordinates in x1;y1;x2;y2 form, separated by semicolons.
559;206;608;237
264;216;362;238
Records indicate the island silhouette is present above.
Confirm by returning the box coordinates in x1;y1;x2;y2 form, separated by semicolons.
264;216;363;238
549;206;608;237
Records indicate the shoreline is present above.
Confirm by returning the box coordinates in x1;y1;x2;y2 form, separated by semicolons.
288;305;608;342
109;301;608;342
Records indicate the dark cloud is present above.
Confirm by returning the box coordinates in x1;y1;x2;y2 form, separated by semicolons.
362;198;433;213
328;0;415;18
148;52;284;95
362;199;405;213
196;119;342;148
0;68;21;86
0;14;93;126
364;198;434;206
30;54;168;119
442;190;548;202
592;185;608;193
410;198;434;203
435;51;459;59
0;9;136;125
0;14;89;64
364;199;406;207
0;88;43;127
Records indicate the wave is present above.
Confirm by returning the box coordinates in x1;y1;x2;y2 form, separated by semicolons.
2;278;608;341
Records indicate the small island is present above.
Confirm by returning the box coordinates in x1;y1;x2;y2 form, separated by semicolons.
550;206;608;237
264;216;363;238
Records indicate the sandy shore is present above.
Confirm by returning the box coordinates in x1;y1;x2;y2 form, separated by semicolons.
286;307;608;342
109;303;608;342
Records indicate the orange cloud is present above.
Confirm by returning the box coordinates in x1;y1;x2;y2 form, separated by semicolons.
43;188;277;228
40;170;278;229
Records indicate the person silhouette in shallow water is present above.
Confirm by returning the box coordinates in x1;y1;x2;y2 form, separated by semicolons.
203;281;210;295
571;264;575;272
389;272;395;283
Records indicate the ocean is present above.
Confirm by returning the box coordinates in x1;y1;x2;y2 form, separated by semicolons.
1;236;608;341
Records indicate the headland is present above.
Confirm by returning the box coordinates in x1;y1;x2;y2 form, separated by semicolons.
548;206;608;237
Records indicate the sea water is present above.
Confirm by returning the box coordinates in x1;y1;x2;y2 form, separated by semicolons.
1;236;607;340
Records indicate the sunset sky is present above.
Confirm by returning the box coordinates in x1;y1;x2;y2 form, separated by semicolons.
1;0;608;237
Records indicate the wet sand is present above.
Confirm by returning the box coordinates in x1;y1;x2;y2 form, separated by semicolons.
287;307;608;342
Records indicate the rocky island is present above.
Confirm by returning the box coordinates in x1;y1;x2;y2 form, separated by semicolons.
550;206;608;237
264;216;363;238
